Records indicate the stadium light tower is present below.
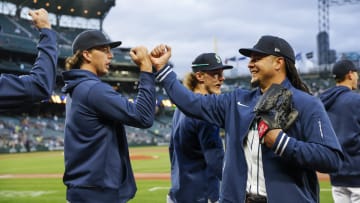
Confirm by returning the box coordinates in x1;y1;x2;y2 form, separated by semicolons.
317;0;360;70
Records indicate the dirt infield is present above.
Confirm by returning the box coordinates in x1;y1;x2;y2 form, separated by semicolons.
130;155;156;160
317;172;330;181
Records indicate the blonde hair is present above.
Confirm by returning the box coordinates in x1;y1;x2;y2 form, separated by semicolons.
65;50;84;70
183;72;200;91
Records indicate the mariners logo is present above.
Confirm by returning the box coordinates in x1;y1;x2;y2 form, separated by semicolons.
215;54;221;63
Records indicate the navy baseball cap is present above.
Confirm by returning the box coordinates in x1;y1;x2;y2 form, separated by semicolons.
72;30;122;54
239;35;295;63
191;53;233;72
332;59;360;79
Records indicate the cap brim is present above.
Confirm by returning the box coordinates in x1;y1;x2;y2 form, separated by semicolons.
220;65;233;70
239;48;269;57
91;41;122;49
108;41;122;48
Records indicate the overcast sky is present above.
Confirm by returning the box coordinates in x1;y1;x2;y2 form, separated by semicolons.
103;0;360;78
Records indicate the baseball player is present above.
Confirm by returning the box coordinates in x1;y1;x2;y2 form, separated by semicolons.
0;8;57;110
320;59;360;203
62;30;156;203
150;35;343;203
167;53;231;203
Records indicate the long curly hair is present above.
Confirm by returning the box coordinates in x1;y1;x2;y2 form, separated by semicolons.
285;59;311;94
183;72;199;91
65;50;84;70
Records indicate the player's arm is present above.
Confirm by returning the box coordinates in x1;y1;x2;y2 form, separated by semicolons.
88;82;155;128
268;100;343;173
0;8;57;108
130;46;152;73
253;84;342;172
150;44;228;127
88;47;155;128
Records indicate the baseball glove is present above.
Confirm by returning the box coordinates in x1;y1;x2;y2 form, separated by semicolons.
254;84;298;140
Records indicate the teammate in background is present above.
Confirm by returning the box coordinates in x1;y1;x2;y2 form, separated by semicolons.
62;30;156;203
0;8;57;110
150;35;343;203
167;53;230;203
320;59;360;203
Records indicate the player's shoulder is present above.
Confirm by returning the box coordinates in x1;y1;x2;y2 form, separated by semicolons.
348;90;360;99
214;88;254;108
91;80;112;89
291;87;323;109
230;87;255;98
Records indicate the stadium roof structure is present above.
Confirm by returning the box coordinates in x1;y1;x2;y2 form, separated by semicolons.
4;0;115;19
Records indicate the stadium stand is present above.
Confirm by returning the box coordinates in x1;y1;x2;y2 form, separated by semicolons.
0;14;30;38
56;27;86;44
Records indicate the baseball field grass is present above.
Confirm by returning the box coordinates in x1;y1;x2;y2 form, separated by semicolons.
0;146;334;202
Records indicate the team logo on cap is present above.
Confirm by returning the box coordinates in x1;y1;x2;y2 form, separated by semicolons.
274;48;280;52
215;54;221;63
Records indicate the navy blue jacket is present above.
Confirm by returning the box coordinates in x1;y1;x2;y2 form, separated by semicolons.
62;70;155;202
156;66;343;203
169;109;224;203
0;28;57;111
320;86;360;187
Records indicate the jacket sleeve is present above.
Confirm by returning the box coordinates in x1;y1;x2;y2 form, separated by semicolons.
0;28;57;108
88;72;156;128
270;98;343;173
197;120;224;179
156;65;228;128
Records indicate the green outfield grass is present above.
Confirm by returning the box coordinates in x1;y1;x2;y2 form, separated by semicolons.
0;146;334;202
